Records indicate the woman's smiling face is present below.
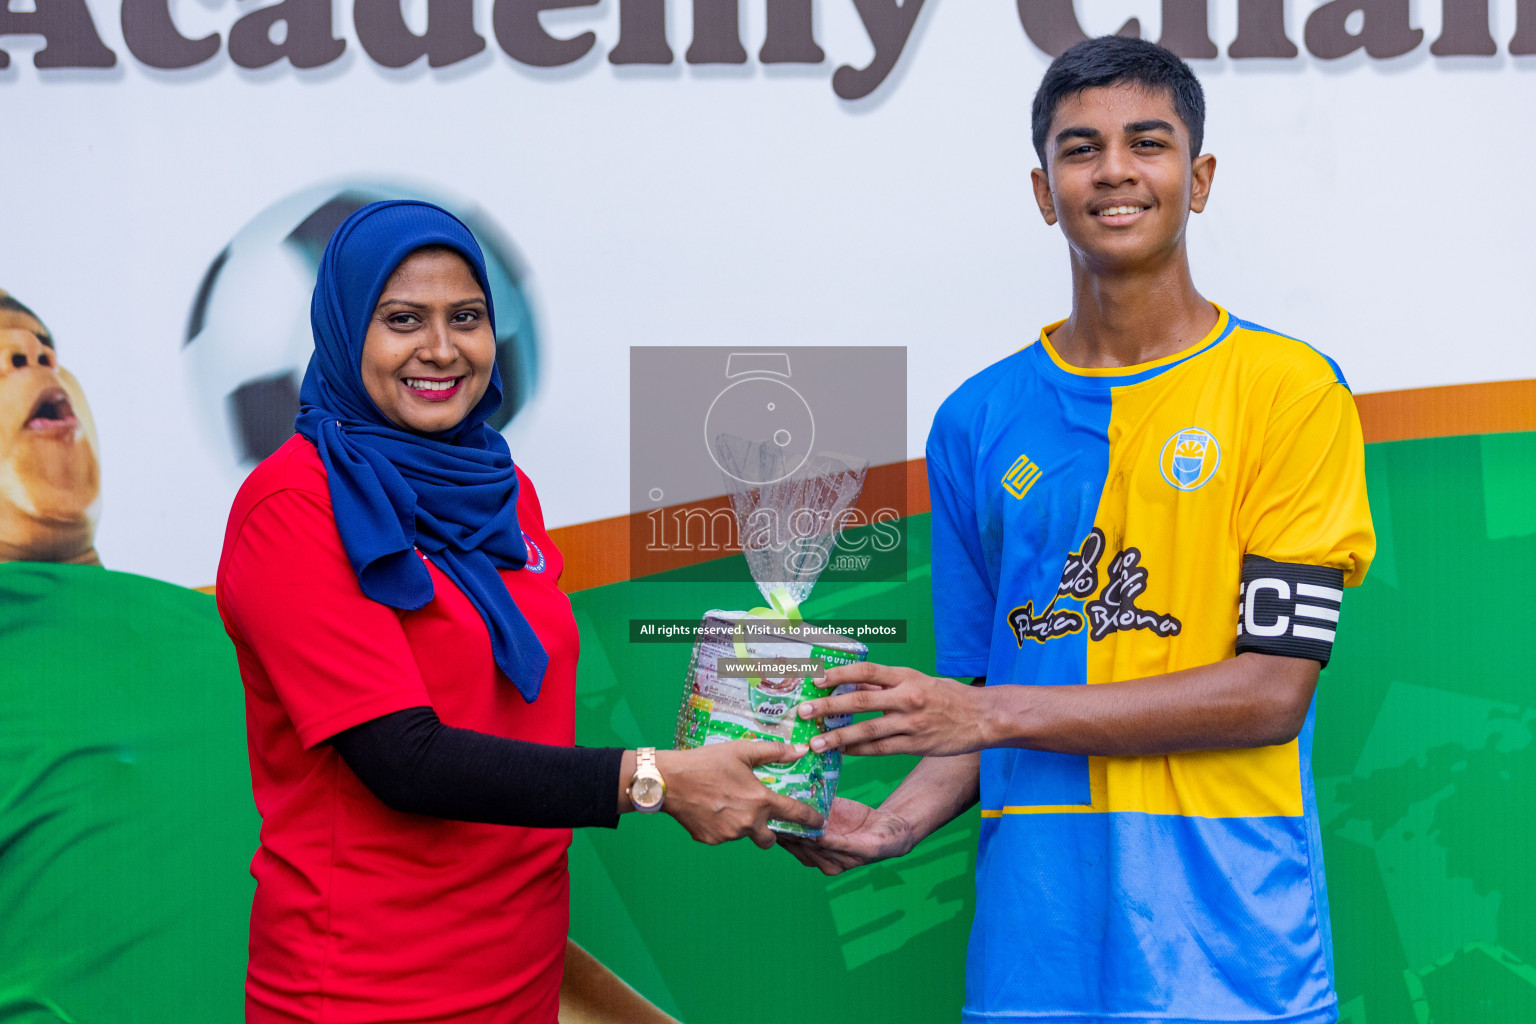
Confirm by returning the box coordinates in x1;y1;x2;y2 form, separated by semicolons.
360;247;497;436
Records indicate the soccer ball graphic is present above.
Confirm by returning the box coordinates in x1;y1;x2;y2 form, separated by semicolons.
183;182;540;475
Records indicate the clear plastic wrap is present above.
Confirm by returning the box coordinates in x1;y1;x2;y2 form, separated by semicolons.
672;436;872;836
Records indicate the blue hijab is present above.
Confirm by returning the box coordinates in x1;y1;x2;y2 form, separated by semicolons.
294;200;548;703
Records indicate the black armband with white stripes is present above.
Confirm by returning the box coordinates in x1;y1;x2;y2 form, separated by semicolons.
1235;556;1345;666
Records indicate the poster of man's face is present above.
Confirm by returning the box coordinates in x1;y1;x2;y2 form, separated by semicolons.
0;291;100;564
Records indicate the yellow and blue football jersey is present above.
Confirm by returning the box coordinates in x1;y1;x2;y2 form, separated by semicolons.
927;306;1374;1023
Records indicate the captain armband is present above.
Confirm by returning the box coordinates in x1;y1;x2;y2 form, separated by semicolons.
1235;556;1345;666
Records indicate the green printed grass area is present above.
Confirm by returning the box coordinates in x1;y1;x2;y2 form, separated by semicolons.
567;519;977;1022
1323;433;1536;1023
570;431;1536;1023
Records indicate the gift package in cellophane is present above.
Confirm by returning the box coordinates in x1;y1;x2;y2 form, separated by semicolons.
674;610;866;837
673;437;870;838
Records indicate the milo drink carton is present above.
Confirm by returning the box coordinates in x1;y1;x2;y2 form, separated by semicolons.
674;610;867;837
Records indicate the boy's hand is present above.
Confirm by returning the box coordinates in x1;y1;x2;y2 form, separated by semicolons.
776;797;914;876
797;663;990;757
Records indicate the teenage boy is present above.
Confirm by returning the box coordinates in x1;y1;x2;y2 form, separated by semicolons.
784;36;1375;1024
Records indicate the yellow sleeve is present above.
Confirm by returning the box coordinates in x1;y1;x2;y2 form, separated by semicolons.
1237;380;1375;588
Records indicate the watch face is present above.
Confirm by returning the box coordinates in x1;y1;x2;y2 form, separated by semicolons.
633;776;664;808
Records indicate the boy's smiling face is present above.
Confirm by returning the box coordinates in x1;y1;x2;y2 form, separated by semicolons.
1031;82;1216;275
0;294;100;563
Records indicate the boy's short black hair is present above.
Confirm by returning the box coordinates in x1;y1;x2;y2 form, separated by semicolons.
1031;36;1206;168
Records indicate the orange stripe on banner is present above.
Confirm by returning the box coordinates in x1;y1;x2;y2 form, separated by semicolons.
189;380;1535;593
551;459;929;595
907;456;931;518
548;513;633;595
547;379;1536;592
1353;379;1536;443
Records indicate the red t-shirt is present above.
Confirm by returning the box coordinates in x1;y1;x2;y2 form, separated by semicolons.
216;435;579;1024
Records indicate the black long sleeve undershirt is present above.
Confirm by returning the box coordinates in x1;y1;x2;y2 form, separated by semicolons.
330;706;625;829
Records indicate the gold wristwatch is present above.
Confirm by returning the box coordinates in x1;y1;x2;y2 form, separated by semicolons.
628;747;666;813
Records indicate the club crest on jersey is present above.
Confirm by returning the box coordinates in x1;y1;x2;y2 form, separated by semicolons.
522;533;547;573
1159;427;1221;491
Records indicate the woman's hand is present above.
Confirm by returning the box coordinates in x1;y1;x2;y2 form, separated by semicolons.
776;797;915;876
654;741;825;849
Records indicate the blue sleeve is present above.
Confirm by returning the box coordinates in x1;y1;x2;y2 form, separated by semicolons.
927;410;995;679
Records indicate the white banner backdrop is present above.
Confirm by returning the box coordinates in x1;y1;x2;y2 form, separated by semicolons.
3;0;1533;585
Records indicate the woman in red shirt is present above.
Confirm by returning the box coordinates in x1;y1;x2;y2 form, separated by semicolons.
216;201;819;1024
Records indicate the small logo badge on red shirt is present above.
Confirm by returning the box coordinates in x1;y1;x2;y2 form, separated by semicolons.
523;533;547;573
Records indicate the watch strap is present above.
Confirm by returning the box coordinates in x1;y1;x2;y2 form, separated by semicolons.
630;746;665;812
